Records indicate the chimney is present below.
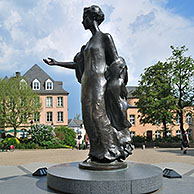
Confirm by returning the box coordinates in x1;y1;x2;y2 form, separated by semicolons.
16;72;21;77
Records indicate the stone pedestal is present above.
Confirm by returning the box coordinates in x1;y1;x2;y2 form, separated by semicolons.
47;162;162;194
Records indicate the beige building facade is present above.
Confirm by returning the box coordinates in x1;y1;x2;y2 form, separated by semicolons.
127;86;194;140
1;64;69;138
24;64;69;128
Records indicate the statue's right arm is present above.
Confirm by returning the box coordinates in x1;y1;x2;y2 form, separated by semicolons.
43;57;76;69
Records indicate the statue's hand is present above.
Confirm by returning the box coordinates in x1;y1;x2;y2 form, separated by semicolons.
43;57;57;66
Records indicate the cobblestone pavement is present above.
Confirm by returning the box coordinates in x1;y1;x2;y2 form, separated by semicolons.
0;148;194;166
0;148;194;194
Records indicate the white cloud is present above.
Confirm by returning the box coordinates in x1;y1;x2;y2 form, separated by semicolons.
0;0;194;86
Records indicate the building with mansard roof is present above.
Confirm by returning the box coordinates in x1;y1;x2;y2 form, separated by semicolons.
0;64;69;138
23;64;69;129
126;86;194;140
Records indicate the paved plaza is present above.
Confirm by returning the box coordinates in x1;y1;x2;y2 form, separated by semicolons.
0;148;194;193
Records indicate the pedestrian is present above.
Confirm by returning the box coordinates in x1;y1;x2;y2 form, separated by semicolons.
182;131;189;154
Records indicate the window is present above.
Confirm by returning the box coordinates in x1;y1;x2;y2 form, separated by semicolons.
57;97;63;107
20;79;26;84
20;113;27;123
186;113;192;125
45;79;53;90
46;97;53;107
166;131;171;137
176;114;180;124
155;130;161;139
187;129;192;137
20;129;27;138
47;112;53;122
34;112;40;122
33;97;40;107
176;130;181;138
129;115;135;125
57;112;64;122
20;79;27;89
32;79;40;90
9;98;14;108
130;131;135;138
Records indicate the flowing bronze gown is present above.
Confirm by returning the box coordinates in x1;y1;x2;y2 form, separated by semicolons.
74;31;132;162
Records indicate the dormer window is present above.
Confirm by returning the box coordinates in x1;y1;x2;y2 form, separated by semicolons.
20;79;27;84
46;79;53;90
20;79;27;89
32;79;40;90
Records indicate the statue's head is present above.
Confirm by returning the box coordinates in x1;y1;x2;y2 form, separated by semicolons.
82;5;104;29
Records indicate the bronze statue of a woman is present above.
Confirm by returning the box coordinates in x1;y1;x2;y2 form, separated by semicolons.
44;5;132;167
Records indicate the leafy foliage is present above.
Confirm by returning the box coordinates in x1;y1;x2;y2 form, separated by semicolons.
133;45;194;137
74;113;81;120
168;45;194;134
28;125;76;149
155;136;182;143
29;124;54;146
1;137;20;147
55;126;76;147
133;61;177;137
0;76;41;137
132;135;145;143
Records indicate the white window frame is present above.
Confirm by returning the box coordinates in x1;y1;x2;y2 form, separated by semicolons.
20;79;27;89
19;129;28;138
186;114;192;125
34;112;40;122
57;97;63;107
45;79;53;90
155;130;161;139
32;79;40;90
166;131;172;137
21;113;27;122
176;130;181;138
176;114;180;124
47;112;53;122
129;115;135;125
130;131;135;138
20;79;26;84
57;111;64;122
187;129;192;137
46;97;53;107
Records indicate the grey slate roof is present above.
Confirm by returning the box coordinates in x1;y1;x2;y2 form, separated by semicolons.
24;64;69;95
126;86;138;98
68;119;83;128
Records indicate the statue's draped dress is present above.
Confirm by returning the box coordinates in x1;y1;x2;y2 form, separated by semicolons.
74;31;132;162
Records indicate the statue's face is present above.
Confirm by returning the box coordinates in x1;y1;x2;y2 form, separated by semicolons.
82;13;93;30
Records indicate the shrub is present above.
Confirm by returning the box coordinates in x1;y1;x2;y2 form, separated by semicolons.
17;141;36;149
29;124;54;145
2;137;20;148
132;135;145;144
55;126;76;147
155;136;182;143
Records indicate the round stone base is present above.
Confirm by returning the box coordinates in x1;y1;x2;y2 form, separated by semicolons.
47;162;163;194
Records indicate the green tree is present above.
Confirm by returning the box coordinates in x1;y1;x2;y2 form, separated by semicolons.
0;78;7;129
133;61;177;137
0;76;41;137
74;113;81;120
29;124;54;144
55;126;76;147
168;45;194;134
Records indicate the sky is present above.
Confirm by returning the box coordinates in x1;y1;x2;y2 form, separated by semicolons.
0;0;194;119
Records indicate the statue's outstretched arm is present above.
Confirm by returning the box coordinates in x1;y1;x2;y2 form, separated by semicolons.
43;57;76;69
